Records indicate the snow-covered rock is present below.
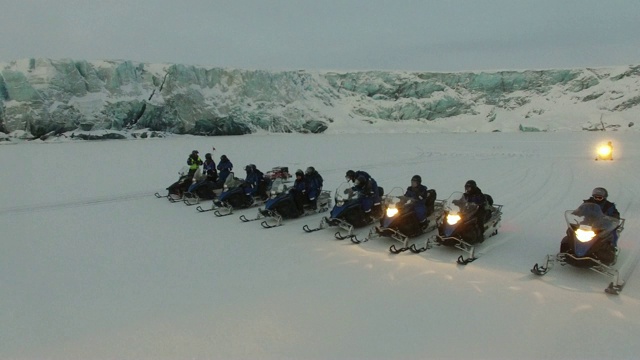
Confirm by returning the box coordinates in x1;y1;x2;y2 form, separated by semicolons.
0;58;638;137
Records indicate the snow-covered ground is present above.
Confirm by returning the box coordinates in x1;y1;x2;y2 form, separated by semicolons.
2;131;639;359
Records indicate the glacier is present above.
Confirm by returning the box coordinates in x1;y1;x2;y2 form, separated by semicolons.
0;58;638;139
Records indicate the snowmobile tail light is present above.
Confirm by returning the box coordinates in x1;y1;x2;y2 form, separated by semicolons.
446;213;461;225
575;225;595;242
386;207;399;218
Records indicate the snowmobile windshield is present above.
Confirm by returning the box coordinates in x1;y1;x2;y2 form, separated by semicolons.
269;178;287;196
178;166;190;177
335;182;361;202
565;203;619;234
443;191;479;215
384;187;412;208
223;172;243;189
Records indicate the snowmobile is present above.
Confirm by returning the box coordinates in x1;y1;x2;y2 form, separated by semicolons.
410;191;502;264
265;166;292;182
184;172;241;206
302;182;384;240
155;166;202;202
241;187;332;228
531;202;628;294
359;187;444;253
207;177;286;217
196;172;250;212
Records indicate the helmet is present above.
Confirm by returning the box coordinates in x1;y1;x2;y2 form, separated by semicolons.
191;150;199;155
465;180;477;189
220;155;228;161
205;153;212;159
346;170;356;181
592;187;608;200
411;175;422;184
305;166;315;175
295;169;304;177
244;164;255;172
355;175;366;187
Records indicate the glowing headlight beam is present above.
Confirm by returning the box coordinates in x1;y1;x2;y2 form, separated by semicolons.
598;145;612;157
575;227;596;242
446;213;461;225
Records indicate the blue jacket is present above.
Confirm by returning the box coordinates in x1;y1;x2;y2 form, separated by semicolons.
584;197;620;219
464;187;486;207
305;171;324;201
405;184;428;202
203;159;217;178
352;171;378;198
405;184;429;221
292;177;307;193
217;159;233;182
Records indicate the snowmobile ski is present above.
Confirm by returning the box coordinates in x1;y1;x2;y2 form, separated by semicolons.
196;205;215;212
239;214;264;222
302;224;323;233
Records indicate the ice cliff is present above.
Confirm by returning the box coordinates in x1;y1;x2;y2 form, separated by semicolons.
1;58;638;139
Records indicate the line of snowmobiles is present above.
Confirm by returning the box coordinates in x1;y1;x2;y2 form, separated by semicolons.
302;185;505;265
157;170;635;295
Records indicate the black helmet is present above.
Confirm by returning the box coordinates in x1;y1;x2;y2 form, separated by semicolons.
205;153;212;159
355;175;366;187
346;170;356;181
220;155;228;161
305;166;315;175
592;187;608;200
411;175;422;184
295;169;304;177
465;180;477;189
244;164;254;172
191;150;199;155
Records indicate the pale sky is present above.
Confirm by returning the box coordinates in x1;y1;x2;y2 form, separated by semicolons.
1;0;638;72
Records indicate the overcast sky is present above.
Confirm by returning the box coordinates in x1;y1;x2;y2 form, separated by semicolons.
1;0;638;72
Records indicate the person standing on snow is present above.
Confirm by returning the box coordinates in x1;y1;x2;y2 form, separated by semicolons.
304;166;323;210
216;155;233;186
187;150;203;179
203;153;218;182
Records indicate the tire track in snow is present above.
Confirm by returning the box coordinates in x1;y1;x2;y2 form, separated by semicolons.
0;191;154;215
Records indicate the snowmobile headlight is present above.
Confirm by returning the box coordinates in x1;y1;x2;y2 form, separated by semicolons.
446;213;461;225
336;200;344;206
597;145;612;157
575;225;596;242
386;207;399;218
